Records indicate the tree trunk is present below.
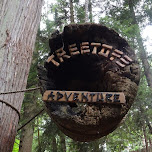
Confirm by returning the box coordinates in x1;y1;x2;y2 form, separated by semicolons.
149;138;152;147
128;0;152;88
140;106;152;134
85;0;89;22
19;121;34;152
145;117;152;134
69;0;75;23
139;106;149;152
143;124;149;152
89;0;93;22
37;118;42;152
0;0;43;151
19;91;38;152
94;142;100;152
60;134;66;152
52;137;57;152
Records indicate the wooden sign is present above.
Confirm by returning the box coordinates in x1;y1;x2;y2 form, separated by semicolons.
47;43;133;68
43;90;126;104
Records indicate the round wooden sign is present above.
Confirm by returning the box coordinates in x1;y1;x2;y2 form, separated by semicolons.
38;23;140;142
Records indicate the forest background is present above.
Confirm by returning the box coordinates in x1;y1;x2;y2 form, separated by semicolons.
13;0;152;151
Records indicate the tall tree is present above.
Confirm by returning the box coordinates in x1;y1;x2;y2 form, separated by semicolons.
128;0;152;88
59;133;66;152
88;0;93;22
85;0;89;22
69;0;75;23
19;91;39;152
0;0;43;151
19;44;43;152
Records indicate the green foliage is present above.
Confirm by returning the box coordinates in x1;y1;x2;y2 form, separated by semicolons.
12;139;20;152
75;5;85;23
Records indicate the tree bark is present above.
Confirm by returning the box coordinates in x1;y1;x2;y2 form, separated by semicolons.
149;138;152;147
19;121;34;152
69;0;75;23
85;0;89;22
128;0;152;88
60;134;66;152
19;91;38;152
143;124;149;152
52;137;57;152
37;118;42;152
94;141;100;152
140;106;152;134
89;0;93;22
0;0;43;151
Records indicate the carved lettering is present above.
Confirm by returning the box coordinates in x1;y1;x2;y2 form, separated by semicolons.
57;92;64;100
81;93;88;102
112;52;121;58
55;47;70;62
98;48;110;58
47;92;55;101
124;55;133;62
106;94;113;102
69;43;80;56
65;92;72;101
110;52;121;61
43;91;126;104
120;57;130;65
102;44;113;50
89;93;95;102
47;43;132;68
116;61;125;68
81;42;90;54
114;94;120;103
114;49;123;55
91;42;101;54
47;54;60;66
73;93;79;102
97;93;104;102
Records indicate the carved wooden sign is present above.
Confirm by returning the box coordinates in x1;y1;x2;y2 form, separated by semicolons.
43;90;126;104
38;24;140;142
47;43;133;68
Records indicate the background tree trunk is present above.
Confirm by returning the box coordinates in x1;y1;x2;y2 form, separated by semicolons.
19;121;34;152
69;0;75;23
0;0;43;151
89;0;93;22
128;0;152;88
19;92;38;152
52;137;57;152
85;0;89;22
60;134;66;152
143;124;148;152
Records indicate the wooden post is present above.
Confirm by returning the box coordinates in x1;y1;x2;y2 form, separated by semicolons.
0;0;43;151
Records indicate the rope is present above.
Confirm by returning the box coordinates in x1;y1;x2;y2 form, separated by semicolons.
0;87;41;119
0;99;20;119
0;87;41;95
17;108;45;132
